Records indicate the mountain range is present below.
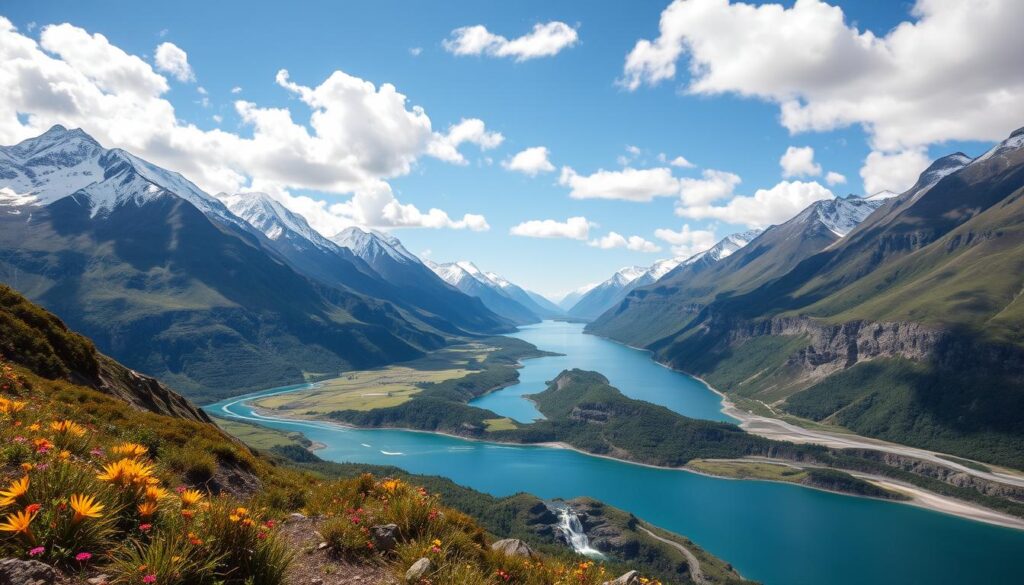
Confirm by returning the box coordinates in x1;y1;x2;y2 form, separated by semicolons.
426;260;564;324
588;129;1024;468
0;126;507;402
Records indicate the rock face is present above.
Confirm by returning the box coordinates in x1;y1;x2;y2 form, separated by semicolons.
603;570;640;585
0;558;57;585
490;538;536;558
405;557;431;581
371;523;401;552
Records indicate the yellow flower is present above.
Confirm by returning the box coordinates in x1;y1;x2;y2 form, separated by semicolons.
179;489;204;507
50;420;87;436
70;493;105;523
58;450;71;461
432;539;442;547
137;501;158;518
0;508;35;535
381;479;402;493
0;476;29;507
144;486;169;502
229;514;241;522
110;442;148;457
234;507;248;517
27;423;40;432
97;458;156;487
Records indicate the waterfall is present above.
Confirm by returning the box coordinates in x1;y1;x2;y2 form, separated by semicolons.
557;507;605;558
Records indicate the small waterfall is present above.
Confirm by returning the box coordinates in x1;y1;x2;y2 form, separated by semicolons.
557;507;605;558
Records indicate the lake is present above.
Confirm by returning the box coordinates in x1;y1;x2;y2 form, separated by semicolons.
205;321;1024;585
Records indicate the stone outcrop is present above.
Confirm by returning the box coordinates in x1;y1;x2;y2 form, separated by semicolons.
490;538;536;558
0;558;57;585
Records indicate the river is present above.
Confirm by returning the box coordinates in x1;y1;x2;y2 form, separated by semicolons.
205;321;1024;585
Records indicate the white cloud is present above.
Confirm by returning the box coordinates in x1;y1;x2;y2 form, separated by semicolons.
502;146;555;176
154;41;194;83
0;18;489;232
825;171;847;185
588;232;662;253
669;155;695;168
409;47;423;57
621;0;1024;152
426;118;504;165
559;166;679;202
780;146;822;178
212;114;222;124
860;148;931;195
679;180;834;228
443;21;579;61
231;86;242;94
679;169;741;205
510;216;593;240
654;224;717;258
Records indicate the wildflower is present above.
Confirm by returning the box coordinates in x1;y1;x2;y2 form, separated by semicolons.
380;479;402;493
70;494;105;523
28;546;45;557
187;532;203;545
139;523;152;532
27;423;40;432
32;438;52;454
24;503;41;515
144;486;168;502
110;442;148;457
58;450;71;461
142;575;157;584
0;476;29;507
19;463;32;473
75;552;93;562
89;448;104;458
50;420;87;436
179;489;204;507
181;510;194;520
0;509;36;538
97;458;156;487
137;501;158;518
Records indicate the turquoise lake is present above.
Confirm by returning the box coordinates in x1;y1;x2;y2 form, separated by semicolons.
205;321;1024;585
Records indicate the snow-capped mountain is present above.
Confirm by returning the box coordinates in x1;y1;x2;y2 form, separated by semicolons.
332;226;422;268
0;125;241;229
681;228;764;269
220;192;335;250
808;197;888;238
427;260;558;323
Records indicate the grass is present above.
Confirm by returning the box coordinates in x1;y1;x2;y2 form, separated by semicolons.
937;455;993;473
687;459;807;482
214;419;310;451
253;343;494;414
483;418;518;432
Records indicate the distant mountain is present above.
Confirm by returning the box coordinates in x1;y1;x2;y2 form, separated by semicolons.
0;126;447;402
222;193;512;336
567;228;764;322
557;283;598;311
589;128;1024;468
426;260;549;324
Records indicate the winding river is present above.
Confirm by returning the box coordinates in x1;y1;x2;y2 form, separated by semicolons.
206;321;1024;585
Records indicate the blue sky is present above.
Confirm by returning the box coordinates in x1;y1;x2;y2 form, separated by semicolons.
1;0;1014;297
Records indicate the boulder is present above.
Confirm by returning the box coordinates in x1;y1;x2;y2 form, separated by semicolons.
603;570;640;585
371;523;400;552
0;558;57;585
405;557;431;582
490;538;535;558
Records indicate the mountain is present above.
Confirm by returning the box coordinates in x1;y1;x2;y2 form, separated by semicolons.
426;260;543;324
557;283;598;311
590;128;1024;468
221;193;512;336
589;196;885;346
0;126;446;402
568;228;765;322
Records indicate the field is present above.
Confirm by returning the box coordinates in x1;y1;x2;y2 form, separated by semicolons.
253;342;495;414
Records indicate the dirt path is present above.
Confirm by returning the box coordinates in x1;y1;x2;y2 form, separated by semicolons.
637;525;706;585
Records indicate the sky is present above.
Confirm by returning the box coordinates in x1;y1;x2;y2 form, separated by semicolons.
1;0;1021;298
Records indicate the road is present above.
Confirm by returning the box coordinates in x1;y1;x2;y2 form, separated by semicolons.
637;525;706;585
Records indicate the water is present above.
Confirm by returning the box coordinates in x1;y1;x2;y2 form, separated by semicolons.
471;321;733;423
205;321;1024;585
557;506;605;559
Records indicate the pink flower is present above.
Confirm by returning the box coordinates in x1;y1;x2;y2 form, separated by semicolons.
75;552;92;562
139;523;152;532
13;436;26;443
28;547;45;557
142;575;157;584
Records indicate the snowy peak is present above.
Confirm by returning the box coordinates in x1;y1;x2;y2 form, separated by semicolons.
331;227;421;266
683;228;764;266
611;266;647;286
976;127;1024;164
791;197;884;238
220;192;334;250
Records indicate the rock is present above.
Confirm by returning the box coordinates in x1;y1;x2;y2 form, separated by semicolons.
310;579;323;584
0;558;57;585
87;576;111;585
405;557;431;581
371;523;400;552
603;570;640;585
316;542;328;550
490;538;535;558
287;512;307;522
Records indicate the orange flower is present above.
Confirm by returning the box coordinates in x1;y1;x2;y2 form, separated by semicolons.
179;489;204;507
137;501;158;518
50;420;87;436
110;442;148;458
0;476;29;507
0;508;35;536
69;494;104;523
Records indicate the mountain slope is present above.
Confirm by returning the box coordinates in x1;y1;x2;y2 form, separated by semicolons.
221;193;512;336
0;126;443;402
426;260;542;325
567;266;647;322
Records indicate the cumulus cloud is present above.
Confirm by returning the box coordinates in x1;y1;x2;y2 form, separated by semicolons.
502;146;555;176
154;41;194;82
621;0;1024;152
510;216;593;240
0;19;490;232
426;118;504;165
678;180;834;228
780;146;822;178
588;232;662;252
825;171;847;185
443;21;579;61
860;148;931;195
679;169;741;205
668;155;695;168
559;166;679;202
654;224;717;258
